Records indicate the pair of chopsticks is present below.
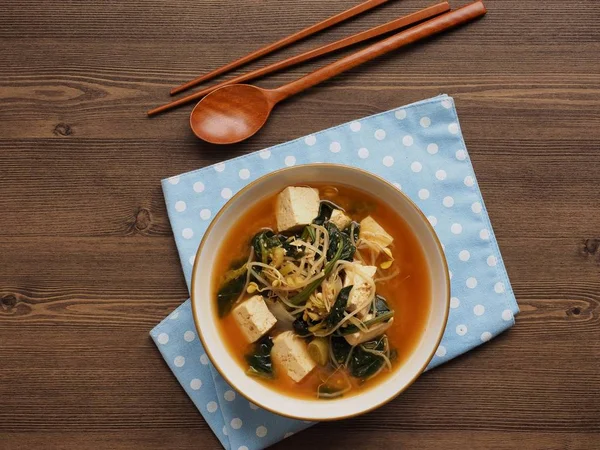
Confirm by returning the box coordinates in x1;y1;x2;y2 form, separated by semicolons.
148;0;451;117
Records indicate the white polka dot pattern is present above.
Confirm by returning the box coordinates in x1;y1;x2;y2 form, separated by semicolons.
193;181;205;193
174;356;185;367
153;95;517;450
175;200;186;212
427;143;439;154
183;330;195;342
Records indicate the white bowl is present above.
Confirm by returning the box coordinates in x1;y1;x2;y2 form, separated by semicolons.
192;164;449;421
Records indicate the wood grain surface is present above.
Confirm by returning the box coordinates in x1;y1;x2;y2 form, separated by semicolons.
1;0;599;449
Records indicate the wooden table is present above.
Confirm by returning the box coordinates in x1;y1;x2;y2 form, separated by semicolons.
1;1;599;448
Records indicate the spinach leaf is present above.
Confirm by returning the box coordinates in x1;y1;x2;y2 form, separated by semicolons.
281;237;305;259
245;336;274;379
349;336;386;379
372;295;391;315
331;336;353;366
252;230;282;264
326;222;356;262
326;285;352;328
312;200;340;226
292;317;311;337
216;265;247;317
253;230;305;262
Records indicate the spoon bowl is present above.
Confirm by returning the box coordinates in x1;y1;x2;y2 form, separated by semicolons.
190;84;274;144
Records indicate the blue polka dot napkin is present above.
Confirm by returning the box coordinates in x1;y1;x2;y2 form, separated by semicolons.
150;94;519;450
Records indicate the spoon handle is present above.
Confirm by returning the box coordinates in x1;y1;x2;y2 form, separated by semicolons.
271;1;487;102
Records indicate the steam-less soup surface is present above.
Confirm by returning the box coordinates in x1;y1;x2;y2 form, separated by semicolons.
213;184;430;400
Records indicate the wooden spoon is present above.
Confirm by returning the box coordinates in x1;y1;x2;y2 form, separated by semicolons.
190;1;487;144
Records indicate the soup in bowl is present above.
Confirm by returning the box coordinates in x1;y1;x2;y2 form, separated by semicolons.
192;164;449;420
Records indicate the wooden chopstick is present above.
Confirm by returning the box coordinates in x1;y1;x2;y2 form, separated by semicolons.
148;2;450;117
169;0;390;96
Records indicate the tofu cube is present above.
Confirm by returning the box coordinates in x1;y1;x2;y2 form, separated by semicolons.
276;187;320;232
329;209;352;230
271;331;316;382
344;318;394;346
359;216;393;250
232;295;277;343
344;265;377;318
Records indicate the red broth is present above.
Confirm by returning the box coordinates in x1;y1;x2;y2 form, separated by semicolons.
213;184;431;399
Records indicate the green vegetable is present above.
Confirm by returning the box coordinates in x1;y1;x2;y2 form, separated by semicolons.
326;222;356;262
331;336;389;379
326;285;352;328
331;336;353;366
293;317;311;337
216;264;247;317
335;295;394;336
335;311;394;336
245;336;274;379
289;221;357;306
300;225;316;243
252;230;305;264
281;237;304;259
251;230;282;264
349;336;386;379
312;200;341;226
372;295;391;315
288;239;344;305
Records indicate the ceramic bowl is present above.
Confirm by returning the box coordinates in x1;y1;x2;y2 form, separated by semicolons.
192;164;449;421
